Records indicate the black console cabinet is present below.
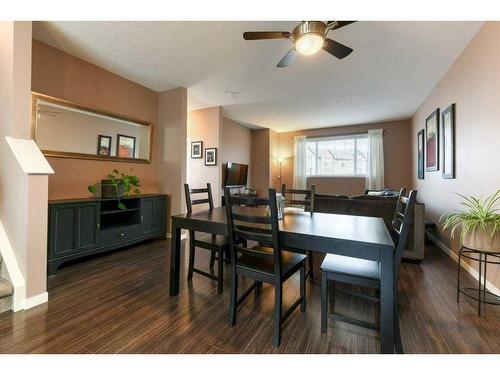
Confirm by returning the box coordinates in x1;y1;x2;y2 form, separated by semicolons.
48;194;167;275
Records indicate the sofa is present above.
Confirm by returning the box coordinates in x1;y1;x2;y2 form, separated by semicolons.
309;192;425;278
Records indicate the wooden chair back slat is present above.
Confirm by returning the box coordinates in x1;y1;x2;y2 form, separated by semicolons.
234;244;274;259
392;188;417;280
189;188;209;194
285;199;310;206
224;187;282;276
184;183;214;214
281;184;316;212
232;212;272;224
230;196;270;206
391;188;407;233
191;198;211;205
283;188;311;195
233;228;273;244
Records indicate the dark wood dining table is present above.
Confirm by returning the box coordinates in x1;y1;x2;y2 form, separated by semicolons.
169;207;396;353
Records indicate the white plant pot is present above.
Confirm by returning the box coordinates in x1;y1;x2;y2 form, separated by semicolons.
462;224;500;253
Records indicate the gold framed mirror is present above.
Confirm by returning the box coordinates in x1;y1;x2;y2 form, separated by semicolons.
31;92;153;163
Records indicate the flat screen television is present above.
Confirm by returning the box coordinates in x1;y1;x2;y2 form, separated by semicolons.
223;162;248;187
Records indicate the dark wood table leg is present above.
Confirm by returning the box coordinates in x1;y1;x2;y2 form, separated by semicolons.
380;248;394;354
169;220;182;296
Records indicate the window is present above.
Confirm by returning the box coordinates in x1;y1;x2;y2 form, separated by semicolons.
306;134;368;177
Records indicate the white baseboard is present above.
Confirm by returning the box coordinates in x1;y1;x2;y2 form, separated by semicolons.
11;285;26;312
426;230;500;296
24;292;48;310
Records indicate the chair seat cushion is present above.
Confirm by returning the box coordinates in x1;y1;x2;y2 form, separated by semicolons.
194;232;229;248
237;246;307;279
320;254;380;280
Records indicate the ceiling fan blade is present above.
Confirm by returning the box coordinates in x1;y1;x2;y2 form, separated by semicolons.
326;21;356;31
323;38;353;59
276;48;297;68
243;31;291;40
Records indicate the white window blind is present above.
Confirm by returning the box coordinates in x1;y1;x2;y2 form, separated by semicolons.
305;134;368;177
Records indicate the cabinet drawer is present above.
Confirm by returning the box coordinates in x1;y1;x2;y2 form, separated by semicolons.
99;225;141;246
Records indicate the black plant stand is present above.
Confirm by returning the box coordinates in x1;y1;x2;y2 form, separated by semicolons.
457;246;500;316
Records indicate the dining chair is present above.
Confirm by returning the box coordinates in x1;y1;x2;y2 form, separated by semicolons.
320;188;417;353
184;183;228;294
224;187;307;347
281;183;316;278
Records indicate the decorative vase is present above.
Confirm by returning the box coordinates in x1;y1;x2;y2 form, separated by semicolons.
266;193;286;219
101;179;125;198
277;193;285;219
462;224;500;253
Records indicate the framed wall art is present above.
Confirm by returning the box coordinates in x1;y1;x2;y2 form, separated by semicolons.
441;103;455;179
425;109;440;171
116;134;136;158
191;141;203;159
417;129;425;180
97;135;112;156
204;147;217;166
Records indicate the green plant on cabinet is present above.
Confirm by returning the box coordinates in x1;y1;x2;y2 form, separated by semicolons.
88;168;141;210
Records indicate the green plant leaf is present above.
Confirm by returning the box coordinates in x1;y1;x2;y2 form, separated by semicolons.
117;202;127;210
440;190;500;240
88;185;97;194
95;168;141;202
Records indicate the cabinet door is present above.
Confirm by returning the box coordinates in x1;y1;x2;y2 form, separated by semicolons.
141;197;166;235
50;206;77;259
141;198;154;235
151;198;167;233
77;204;99;250
49;203;99;259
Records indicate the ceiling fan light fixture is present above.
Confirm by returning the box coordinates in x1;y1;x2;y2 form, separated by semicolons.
294;33;324;56
242;20;356;67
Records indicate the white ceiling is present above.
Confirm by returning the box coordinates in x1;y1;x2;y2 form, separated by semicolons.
33;21;483;132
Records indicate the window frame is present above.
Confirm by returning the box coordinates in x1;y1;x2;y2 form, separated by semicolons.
306;133;368;178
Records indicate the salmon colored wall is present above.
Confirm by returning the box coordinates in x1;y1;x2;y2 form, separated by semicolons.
31;40;160;199
221;117;253;202
187;113;252;206
187;107;223;207
250;129;271;196
157;87;188;229
220;117;252;186
269;129;278;190
276;119;412;196
410;22;500;290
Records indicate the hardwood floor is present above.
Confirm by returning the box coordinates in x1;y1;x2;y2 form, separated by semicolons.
0;239;499;353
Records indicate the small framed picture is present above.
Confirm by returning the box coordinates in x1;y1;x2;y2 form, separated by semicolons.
417;129;425;180
442;103;455;179
204;148;217;166
191;141;203;159
97;135;112;156
116;134;136;159
425;109;439;171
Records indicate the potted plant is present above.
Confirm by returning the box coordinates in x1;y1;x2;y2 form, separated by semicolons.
441;189;500;252
88;169;141;210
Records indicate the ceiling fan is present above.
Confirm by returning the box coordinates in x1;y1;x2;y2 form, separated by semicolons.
243;21;356;68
